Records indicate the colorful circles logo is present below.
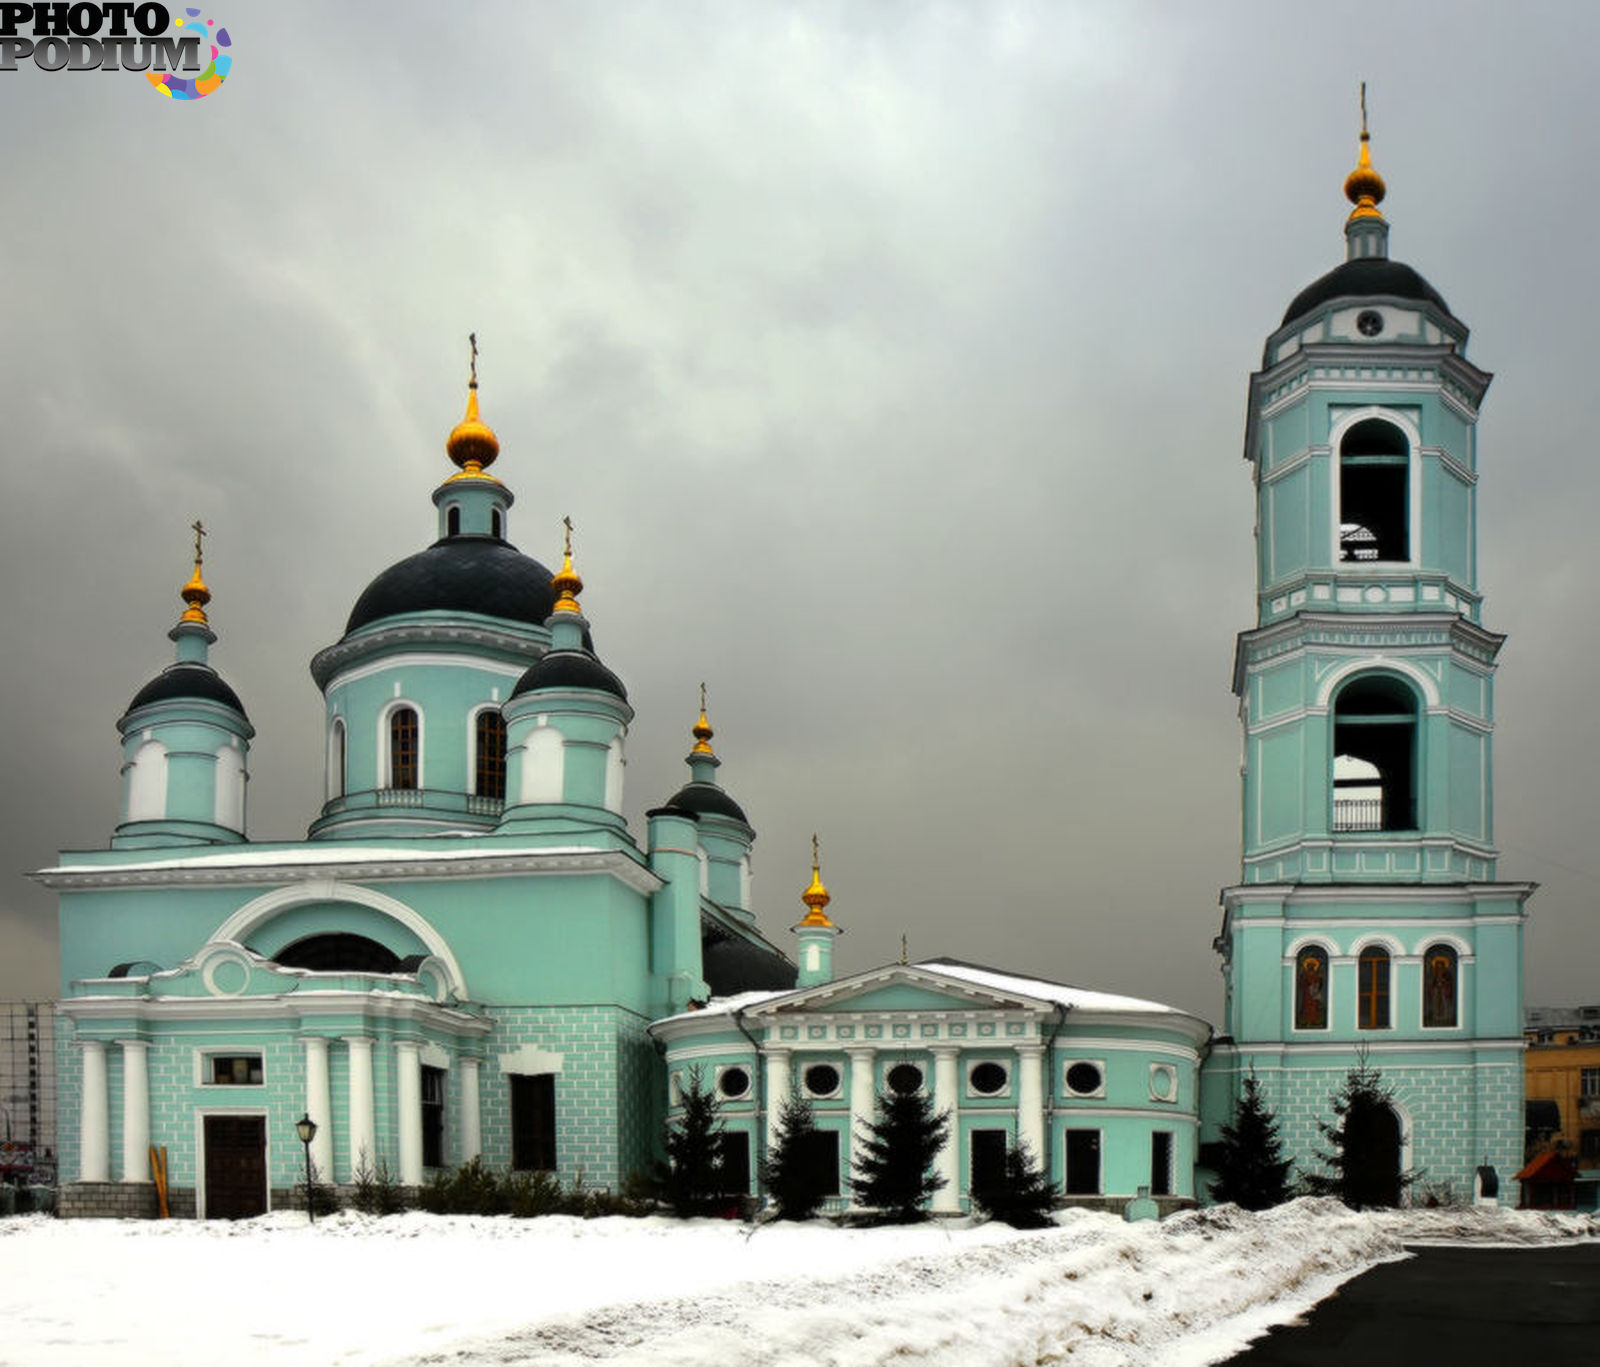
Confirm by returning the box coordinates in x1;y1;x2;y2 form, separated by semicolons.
147;8;229;100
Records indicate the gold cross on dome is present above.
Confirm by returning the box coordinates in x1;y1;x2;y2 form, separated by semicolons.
191;519;206;565
468;331;478;388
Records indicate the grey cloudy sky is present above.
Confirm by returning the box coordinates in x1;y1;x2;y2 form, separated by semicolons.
1;2;1596;1020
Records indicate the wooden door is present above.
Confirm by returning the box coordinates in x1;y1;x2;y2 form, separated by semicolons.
204;1115;267;1219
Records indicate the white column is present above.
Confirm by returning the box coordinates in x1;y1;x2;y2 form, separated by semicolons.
396;1041;423;1186
303;1036;333;1184
1016;1041;1045;1163
932;1045;961;1214
846;1047;875;1207
458;1057;481;1163
119;1041;150;1183
345;1036;376;1180
765;1048;791;1155
79;1040;109;1182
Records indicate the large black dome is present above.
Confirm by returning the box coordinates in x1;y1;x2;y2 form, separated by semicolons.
510;649;628;701
345;536;556;635
126;664;247;718
1282;257;1451;328
663;781;748;824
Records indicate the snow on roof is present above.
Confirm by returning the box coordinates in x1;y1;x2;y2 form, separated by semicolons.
657;959;1194;1027
40;844;610;875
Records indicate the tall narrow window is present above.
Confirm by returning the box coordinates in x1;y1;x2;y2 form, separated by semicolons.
1358;947;1391;1030
421;1066;445;1168
718;1130;751;1195
1339;418;1408;562
389;707;419;790
1064;1129;1101;1195
1333;675;1418;832
970;1129;1007;1199
474;710;506;800
446;505;461;536
1294;946;1329;1029
510;1074;556;1171
490;509;503;539
1422;944;1458;1028
328;720;346;800
1150;1131;1173;1197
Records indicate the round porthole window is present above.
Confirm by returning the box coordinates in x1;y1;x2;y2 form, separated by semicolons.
718;1066;750;1099
1356;309;1384;337
1065;1061;1103;1096
804;1063;841;1097
1150;1065;1177;1101
969;1062;1008;1095
887;1062;923;1095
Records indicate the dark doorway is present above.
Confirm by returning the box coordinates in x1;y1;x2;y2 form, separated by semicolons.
1065;1128;1100;1195
801;1128;840;1196
1347;1101;1403;1208
203;1114;267;1219
970;1128;1008;1200
510;1074;556;1171
1151;1131;1173;1197
719;1130;751;1195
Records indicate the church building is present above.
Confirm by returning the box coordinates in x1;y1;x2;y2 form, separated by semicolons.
39;115;1528;1217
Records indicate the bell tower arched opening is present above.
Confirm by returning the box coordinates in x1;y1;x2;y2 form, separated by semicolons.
1332;675;1418;832
1339;417;1409;563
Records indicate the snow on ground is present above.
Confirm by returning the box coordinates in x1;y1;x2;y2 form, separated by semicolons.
0;1201;1592;1367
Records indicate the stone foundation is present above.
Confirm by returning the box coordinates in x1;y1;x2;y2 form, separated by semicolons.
57;1182;158;1219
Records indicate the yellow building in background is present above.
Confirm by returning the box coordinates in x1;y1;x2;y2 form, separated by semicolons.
1524;1006;1600;1169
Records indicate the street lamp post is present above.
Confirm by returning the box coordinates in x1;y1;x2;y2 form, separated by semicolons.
294;1113;318;1225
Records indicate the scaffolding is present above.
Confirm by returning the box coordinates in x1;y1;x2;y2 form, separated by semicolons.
0;1004;57;1186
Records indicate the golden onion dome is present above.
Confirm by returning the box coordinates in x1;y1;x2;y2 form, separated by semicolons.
1344;131;1386;221
551;516;583;612
179;519;210;624
692;684;715;755
797;835;835;928
446;383;501;477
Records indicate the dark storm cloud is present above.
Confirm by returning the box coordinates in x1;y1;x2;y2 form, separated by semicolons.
1;2;1596;1020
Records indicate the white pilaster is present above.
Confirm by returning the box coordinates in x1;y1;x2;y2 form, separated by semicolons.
847;1047;875;1207
932;1045;961;1214
396;1040;423;1186
79;1040;109;1183
1016;1041;1045;1163
302;1036;333;1183
765;1048;791;1156
459;1057;481;1163
119;1041;150;1183
345;1036;376;1180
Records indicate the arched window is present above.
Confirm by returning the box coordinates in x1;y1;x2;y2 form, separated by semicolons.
126;738;168;822
389;707;419;790
490;509;503;539
475;710;506;800
328;720;346;800
1294;946;1329;1029
1422;944;1459;1028
1339;418;1408;562
274;933;401;974
446;505;461;537
1358;946;1391;1030
1333;675;1418;832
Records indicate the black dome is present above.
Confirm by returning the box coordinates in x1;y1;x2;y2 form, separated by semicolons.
664;781;747;824
510;649;628;701
1282;257;1451;328
345;536;556;635
702;930;796;995
126;664;247;718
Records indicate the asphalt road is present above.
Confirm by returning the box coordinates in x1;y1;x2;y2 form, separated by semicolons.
1225;1243;1600;1363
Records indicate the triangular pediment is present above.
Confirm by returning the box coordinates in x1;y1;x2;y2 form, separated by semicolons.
746;962;1053;1017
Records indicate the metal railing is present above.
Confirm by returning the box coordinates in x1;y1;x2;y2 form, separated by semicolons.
1332;797;1384;832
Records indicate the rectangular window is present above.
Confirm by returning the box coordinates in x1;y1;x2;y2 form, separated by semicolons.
801;1129;841;1197
970;1128;1008;1198
1065;1128;1101;1195
1581;1068;1600;1099
1151;1131;1173;1197
1581;1130;1600;1165
205;1053;263;1086
719;1130;751;1195
510;1074;556;1171
1358;952;1391;1030
421;1066;446;1169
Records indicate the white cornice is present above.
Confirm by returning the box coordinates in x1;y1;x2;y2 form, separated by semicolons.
57;991;494;1034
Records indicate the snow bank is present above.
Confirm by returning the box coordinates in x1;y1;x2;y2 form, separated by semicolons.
0;1200;1588;1367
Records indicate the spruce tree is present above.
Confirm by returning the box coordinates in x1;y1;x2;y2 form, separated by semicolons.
760;1091;832;1220
972;1142;1058;1229
1303;1053;1417;1209
661;1067;727;1217
850;1087;949;1223
1209;1073;1292;1210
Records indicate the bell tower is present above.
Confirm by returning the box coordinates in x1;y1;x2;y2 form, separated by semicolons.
1204;103;1533;1200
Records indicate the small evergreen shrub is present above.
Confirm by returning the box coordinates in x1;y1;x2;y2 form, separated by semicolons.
350;1157;409;1216
1209;1072;1293;1211
761;1092;832;1221
660;1067;729;1217
851;1086;949;1224
1302;1053;1419;1209
972;1142;1057;1229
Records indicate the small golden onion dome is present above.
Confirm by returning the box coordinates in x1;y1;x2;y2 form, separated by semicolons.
551;519;583;613
179;559;210;625
797;836;835;929
692;685;715;755
445;384;501;478
1344;130;1386;222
